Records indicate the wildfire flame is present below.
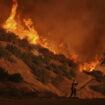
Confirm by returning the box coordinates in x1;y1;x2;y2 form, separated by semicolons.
79;60;100;72
69;53;100;71
3;0;57;53
69;52;79;63
3;0;39;44
2;0;100;72
3;0;17;31
39;38;57;54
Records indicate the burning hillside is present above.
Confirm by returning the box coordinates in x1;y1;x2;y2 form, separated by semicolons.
2;0;59;57
1;0;105;72
0;28;77;97
0;0;105;100
0;28;105;98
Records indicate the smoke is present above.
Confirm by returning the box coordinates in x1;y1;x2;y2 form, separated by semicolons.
0;0;12;24
1;0;105;63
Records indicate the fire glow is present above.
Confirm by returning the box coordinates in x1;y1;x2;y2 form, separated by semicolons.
79;60;100;72
69;53;100;71
3;0;57;53
2;0;100;72
3;0;39;44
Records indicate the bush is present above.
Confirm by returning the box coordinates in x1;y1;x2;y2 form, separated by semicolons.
6;45;22;57
18;39;33;49
0;67;23;83
0;67;9;81
48;63;76;79
84;71;105;82
90;84;105;95
9;73;23;83
64;72;72;79
0;46;12;61
31;55;43;66
70;69;76;77
20;53;42;71
52;75;64;87
34;69;51;84
0;30;19;45
6;45;43;71
49;64;63;74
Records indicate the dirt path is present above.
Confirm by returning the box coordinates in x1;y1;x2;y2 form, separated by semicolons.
0;98;105;105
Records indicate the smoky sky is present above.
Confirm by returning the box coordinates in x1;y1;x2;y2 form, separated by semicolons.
0;0;105;63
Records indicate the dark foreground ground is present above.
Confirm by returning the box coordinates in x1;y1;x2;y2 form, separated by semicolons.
0;98;105;105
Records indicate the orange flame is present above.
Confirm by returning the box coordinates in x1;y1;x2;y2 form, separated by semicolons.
69;53;100;71
69;52;79;63
3;0;56;53
79;60;100;72
39;38;57;54
79;55;100;72
3;0;17;31
3;0;39;44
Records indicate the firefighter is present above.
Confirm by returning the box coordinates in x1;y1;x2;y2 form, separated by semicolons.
70;79;78;97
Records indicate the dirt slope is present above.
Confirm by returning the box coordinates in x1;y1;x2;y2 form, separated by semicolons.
0;29;105;98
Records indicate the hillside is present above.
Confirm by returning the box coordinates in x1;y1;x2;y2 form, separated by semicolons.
0;28;77;97
0;28;105;98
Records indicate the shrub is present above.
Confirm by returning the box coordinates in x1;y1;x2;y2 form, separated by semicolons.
0;30;18;43
49;64;61;73
20;53;41;71
0;46;11;60
9;73;23;83
90;84;105;95
6;45;22;57
52;75;64;87
49;64;66;75
17;39;35;50
0;46;15;63
6;45;43;71
84;70;105;82
31;55;43;66
64;72;72;79
0;67;9;81
70;69;76;77
34;69;51;84
49;63;76;79
0;67;23;83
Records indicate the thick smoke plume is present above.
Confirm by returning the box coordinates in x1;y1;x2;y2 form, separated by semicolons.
0;0;105;64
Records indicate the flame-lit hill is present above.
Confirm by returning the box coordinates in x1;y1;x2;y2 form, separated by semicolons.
0;28;77;97
0;28;105;98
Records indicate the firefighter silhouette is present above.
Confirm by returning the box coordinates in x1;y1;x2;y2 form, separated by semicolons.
70;79;78;97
